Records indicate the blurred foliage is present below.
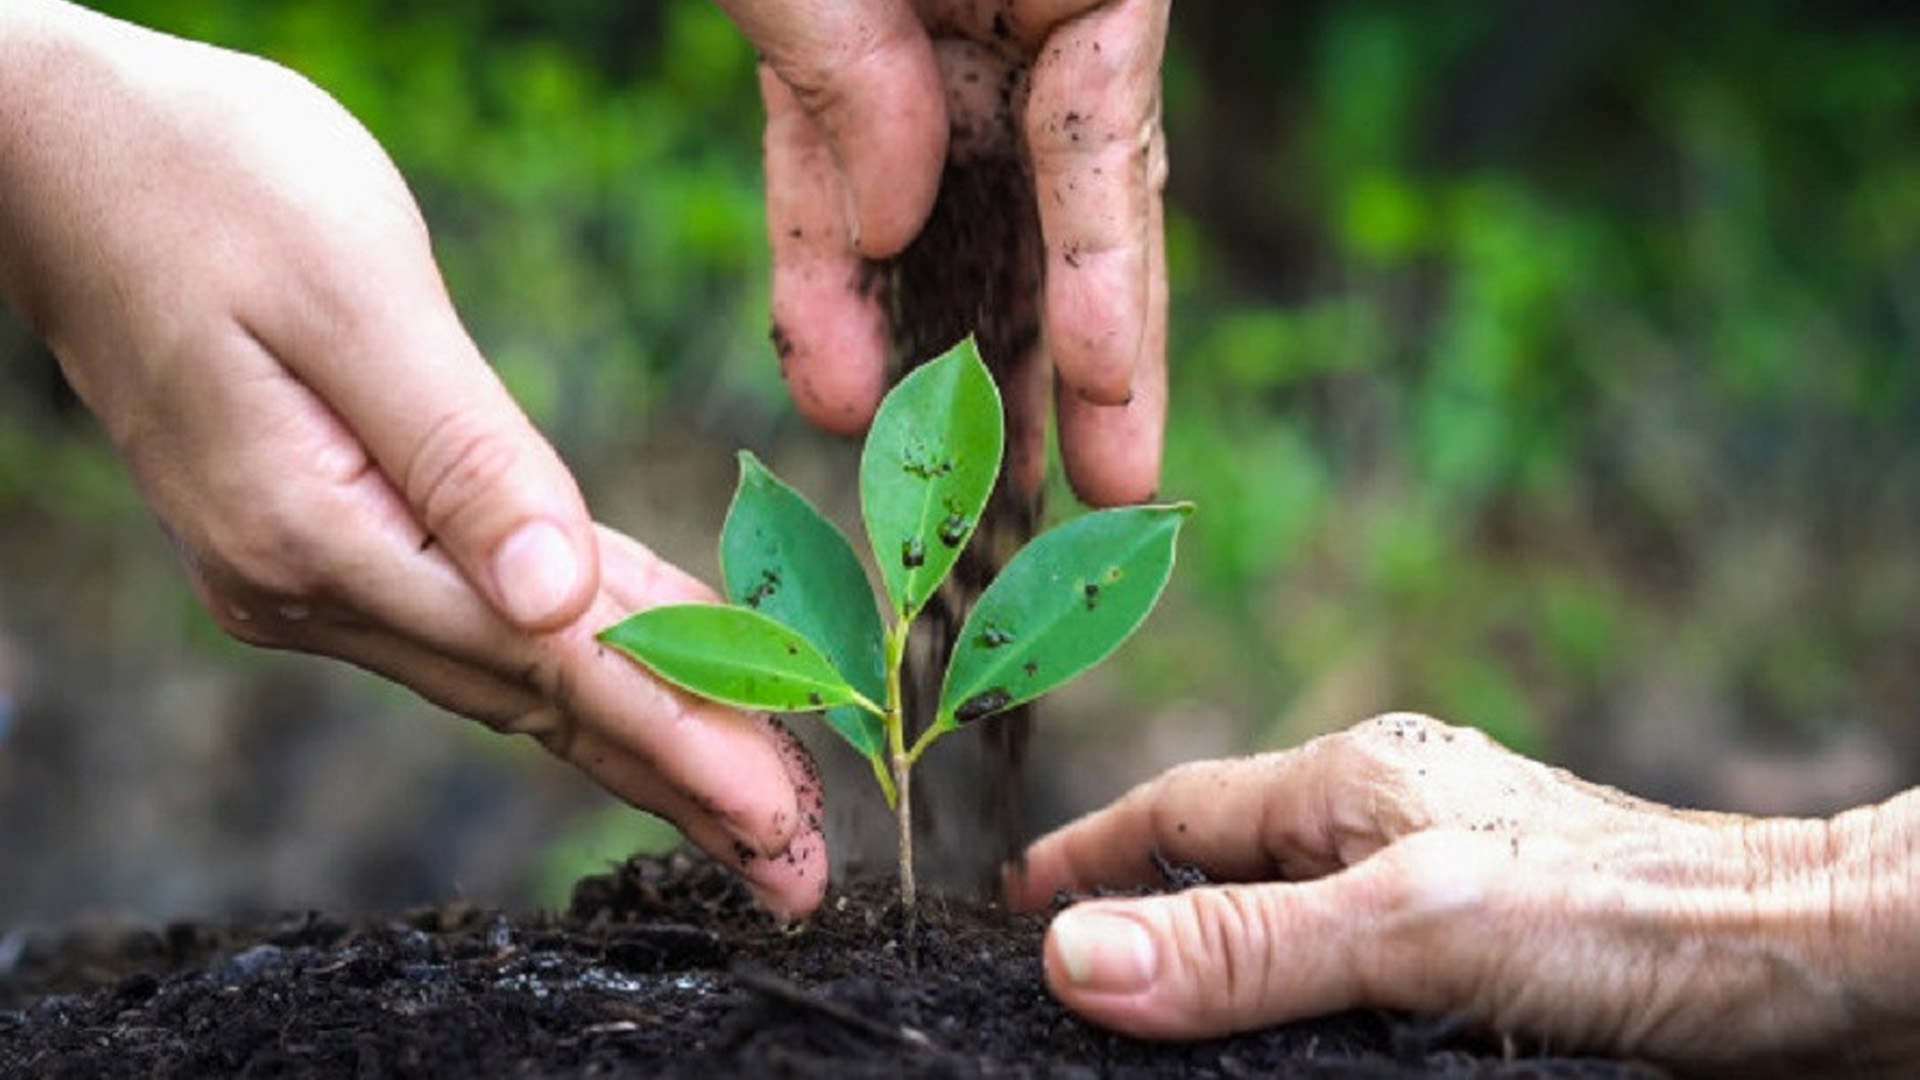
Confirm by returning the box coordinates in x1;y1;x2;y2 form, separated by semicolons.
3;0;1915;805
1155;2;1918;761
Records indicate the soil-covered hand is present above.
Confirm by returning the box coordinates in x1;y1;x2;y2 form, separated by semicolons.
715;0;1169;506
0;0;825;919
1008;713;1920;1077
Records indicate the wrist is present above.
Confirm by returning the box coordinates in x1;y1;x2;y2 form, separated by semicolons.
1729;788;1920;1075
0;0;109;324
1828;788;1920;1065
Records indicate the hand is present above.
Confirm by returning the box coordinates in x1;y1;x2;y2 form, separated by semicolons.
1008;713;1920;1077
0;1;825;918
715;0;1170;505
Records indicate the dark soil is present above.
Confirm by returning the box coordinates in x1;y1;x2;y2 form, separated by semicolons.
0;851;1669;1078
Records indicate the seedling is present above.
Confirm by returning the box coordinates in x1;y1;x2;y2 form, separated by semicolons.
598;336;1190;906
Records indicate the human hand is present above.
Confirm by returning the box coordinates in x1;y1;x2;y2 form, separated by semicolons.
0;1;825;918
714;0;1169;505
1008;713;1919;1077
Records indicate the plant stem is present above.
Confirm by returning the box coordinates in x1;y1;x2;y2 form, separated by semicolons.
904;722;945;768
890;723;914;909
883;620;916;909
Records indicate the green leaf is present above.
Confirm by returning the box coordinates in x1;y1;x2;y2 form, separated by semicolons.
598;604;871;715
720;451;887;758
860;336;1004;620
936;504;1193;730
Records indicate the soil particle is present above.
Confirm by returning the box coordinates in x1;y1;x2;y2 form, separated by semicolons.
954;687;1014;725
0;852;1674;1078
885;142;1049;887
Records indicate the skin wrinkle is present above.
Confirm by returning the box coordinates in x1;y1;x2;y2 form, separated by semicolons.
1020;714;1918;1072
766;14;941;255
1035;5;1161;400
1822;813;1854;1028
1189;889;1253;1025
1335;858;1402;1012
746;0;1168;504
5;0;842;920
399;404;525;544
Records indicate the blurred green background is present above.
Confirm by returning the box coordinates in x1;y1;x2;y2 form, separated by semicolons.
2;0;1915;924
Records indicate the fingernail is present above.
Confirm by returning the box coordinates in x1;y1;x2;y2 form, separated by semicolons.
1053;908;1157;994
492;520;581;626
841;182;863;253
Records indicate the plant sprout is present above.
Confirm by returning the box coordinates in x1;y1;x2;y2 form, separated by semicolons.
598;336;1190;906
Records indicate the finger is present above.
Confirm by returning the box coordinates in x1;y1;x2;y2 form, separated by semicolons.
254;516;830;919
1021;0;1170;406
993;321;1054;500
280;617;551;730
1039;831;1510;1040
718;0;945;256
761;65;891;435
1055;357;1164;507
1008;756;1288;910
188;383;820;901
1055;119;1165;506
1008;740;1389;911
537;539;815;864
554;713;830;922
260;218;598;635
297;519;829;916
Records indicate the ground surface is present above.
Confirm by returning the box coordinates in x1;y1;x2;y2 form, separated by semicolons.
1;851;1669;1079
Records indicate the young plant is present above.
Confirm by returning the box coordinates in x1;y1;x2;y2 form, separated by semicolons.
598;336;1190;906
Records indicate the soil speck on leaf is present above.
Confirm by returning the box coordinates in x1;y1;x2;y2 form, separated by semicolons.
954;687;1013;725
975;624;1014;649
744;569;781;609
937;513;970;548
901;450;953;480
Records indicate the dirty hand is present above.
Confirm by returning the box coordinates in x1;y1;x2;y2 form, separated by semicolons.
715;0;1170;505
1007;713;1920;1077
0;0;825;918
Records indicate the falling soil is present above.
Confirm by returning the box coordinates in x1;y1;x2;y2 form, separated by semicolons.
0;53;1654;1080
887;145;1051;887
1;850;1671;1078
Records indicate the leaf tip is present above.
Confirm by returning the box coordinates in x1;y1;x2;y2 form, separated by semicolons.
736;448;770;478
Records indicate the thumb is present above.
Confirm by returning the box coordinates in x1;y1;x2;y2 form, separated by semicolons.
271;251;598;632
1040;833;1503;1040
715;0;945;256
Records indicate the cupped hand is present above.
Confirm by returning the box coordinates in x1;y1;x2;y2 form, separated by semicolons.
1008;713;1916;1077
0;2;825;918
715;0;1169;505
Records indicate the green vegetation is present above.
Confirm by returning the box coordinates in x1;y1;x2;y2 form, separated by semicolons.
2;2;1913;888
599;339;1188;904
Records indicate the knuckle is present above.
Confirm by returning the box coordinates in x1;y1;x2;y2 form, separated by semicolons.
1167;888;1280;1018
773;25;898;128
1378;833;1493;914
1353;711;1449;747
403;407;524;538
1339;712;1455;770
1349;836;1501;1008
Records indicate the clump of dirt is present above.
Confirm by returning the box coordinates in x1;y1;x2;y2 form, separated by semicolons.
1;850;1670;1078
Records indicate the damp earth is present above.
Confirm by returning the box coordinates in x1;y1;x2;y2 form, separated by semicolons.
0;850;1673;1079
